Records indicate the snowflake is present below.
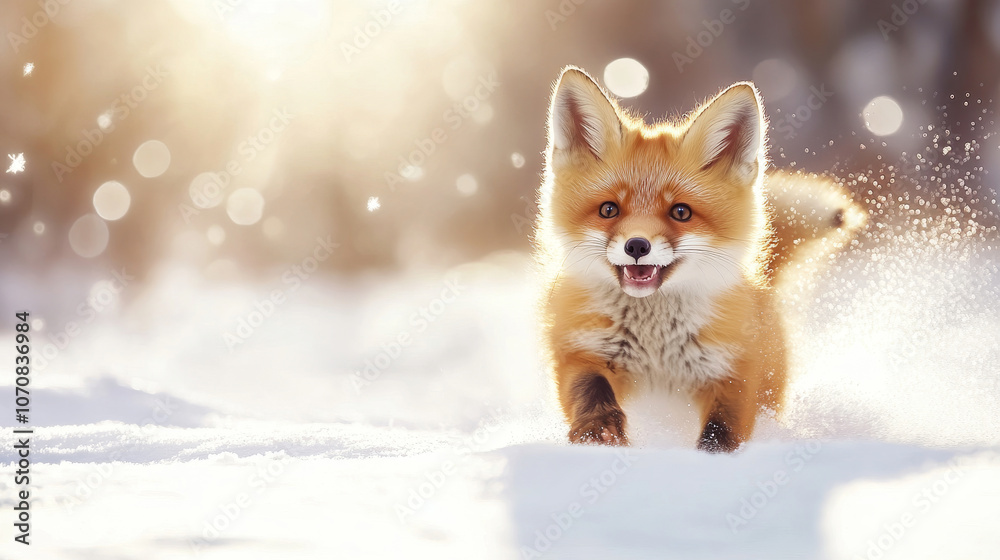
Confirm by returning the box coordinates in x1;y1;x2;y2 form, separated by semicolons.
366;196;381;212
23;63;33;76
6;153;25;174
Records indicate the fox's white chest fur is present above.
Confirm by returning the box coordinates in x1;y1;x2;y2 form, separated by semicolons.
572;284;735;394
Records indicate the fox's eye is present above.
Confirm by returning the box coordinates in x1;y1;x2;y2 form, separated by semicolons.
670;203;692;222
598;201;619;219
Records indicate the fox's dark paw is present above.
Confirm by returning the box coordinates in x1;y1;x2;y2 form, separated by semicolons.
697;418;741;453
569;409;628;446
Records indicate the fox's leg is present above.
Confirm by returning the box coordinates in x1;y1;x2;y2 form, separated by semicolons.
556;353;631;446
694;374;759;453
567;374;628;445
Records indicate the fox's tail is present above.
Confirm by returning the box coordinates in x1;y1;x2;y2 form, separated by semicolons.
763;170;868;286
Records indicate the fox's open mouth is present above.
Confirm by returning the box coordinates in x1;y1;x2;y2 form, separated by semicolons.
623;265;659;282
615;262;679;295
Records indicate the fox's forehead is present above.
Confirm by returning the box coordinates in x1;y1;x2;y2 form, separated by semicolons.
584;152;700;211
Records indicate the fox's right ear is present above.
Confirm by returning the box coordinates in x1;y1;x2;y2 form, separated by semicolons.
547;67;624;167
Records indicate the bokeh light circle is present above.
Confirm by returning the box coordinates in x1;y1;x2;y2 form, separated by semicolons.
863;96;903;136
68;214;109;258
752;58;797;100
456;174;478;196
226;188;265;225
263;216;285;240
603;58;649;98
133;140;171;178
206;225;226;246
189;172;225;209
97;112;113;130
93;181;131;221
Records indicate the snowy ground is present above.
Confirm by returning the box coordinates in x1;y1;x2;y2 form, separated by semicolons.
2;238;1000;559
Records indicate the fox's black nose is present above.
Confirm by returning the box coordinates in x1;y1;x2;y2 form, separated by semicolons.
624;237;651;261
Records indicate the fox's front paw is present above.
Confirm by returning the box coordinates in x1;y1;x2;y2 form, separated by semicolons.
569;410;628;446
697;418;740;453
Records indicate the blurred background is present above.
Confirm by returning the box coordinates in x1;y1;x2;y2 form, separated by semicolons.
1;0;998;290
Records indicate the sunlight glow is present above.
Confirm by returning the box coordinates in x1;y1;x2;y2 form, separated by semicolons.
217;0;331;71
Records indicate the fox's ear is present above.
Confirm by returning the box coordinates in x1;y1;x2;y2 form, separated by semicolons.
547;67;624;166
683;82;765;183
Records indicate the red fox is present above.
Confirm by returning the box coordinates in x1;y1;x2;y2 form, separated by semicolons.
534;67;865;452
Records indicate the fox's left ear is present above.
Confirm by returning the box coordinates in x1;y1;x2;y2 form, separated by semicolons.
683;82;766;183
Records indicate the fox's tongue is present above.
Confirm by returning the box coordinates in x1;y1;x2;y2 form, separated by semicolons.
624;265;656;281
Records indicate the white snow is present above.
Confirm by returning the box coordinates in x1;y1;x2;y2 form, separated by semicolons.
2;247;999;559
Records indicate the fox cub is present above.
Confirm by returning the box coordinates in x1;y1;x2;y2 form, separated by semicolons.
534;67;865;452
